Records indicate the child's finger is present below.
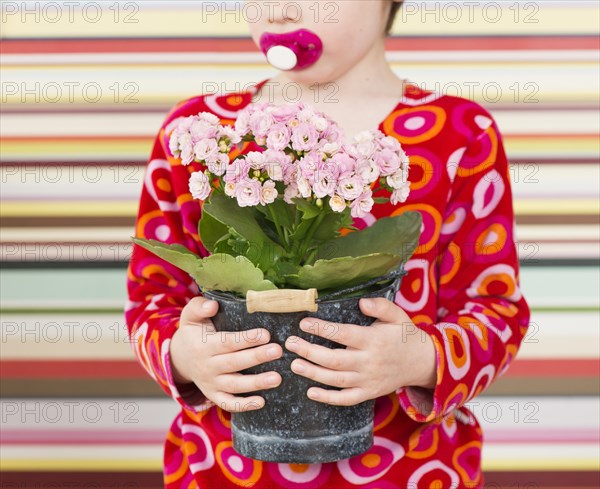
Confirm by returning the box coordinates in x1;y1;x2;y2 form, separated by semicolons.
213;343;283;372
215;371;282;394
290;359;359;389
209;328;273;354
359;297;407;324
306;386;366;407
212;392;265;413
285;336;355;371
298;318;366;348
180;297;219;326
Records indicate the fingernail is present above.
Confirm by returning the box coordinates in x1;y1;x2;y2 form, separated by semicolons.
292;361;305;373
299;320;312;331
307;389;319;400
267;374;279;386
361;298;373;309
267;346;279;359
202;300;215;311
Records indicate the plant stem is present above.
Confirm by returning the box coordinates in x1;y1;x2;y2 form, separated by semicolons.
299;211;326;264
268;204;287;249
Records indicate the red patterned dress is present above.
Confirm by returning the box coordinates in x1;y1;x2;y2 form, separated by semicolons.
125;79;531;488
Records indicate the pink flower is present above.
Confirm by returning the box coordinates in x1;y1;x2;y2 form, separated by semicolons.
194;139;219;162
249;111;274;138
189;171;211;201
219;125;241;145
390;184;411;205
386;169;408;190
224;158;249;184
224;181;236;197
357;158;380;185
310;115;329;132
329;195;347;213
313;176;337;199
291;123;319;152
329;153;356;178
263;149;289;181
350;188;374;218
179;134;194;166
337;176;364;201
379;135;402;152
353;131;377;159
245;151;266;170
271;104;299;124
298;151;320;183
190;120;218;142
235;178;262;207
321;124;345;145
260;180;278;205
266;123;291;151
284;182;300;204
296;175;312;199
373;148;400;177
207;153;228;176
235;109;251;134
198;112;220;125
165;116;188;136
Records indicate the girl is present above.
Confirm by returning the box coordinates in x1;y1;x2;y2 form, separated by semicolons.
126;1;531;487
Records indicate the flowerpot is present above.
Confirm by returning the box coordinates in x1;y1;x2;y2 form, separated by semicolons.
202;270;405;463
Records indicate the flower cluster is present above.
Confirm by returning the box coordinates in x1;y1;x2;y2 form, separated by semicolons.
167;102;410;218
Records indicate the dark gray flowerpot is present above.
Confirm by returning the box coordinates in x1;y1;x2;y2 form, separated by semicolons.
203;273;403;464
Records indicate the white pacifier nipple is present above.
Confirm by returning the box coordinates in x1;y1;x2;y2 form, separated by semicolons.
266;45;298;71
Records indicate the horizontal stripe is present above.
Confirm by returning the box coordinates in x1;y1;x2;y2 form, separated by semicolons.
0;472;164;486
2;199;598;217
2;311;597;361
2;163;599;201
5;49;599;66
2;134;598;160
2;64;597;109
2;267;598;309
4;427;597;446
3;3;599;38
2;224;597;243
0;396;597;472
506;360;600;378
1;471;597;488
4;36;599;55
2;358;598;380
3;109;598;137
0;360;147;379
3;376;597;398
3;213;598;228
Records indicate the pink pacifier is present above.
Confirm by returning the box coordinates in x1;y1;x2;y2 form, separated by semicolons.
259;29;323;71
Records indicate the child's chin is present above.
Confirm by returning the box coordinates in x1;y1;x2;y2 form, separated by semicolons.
281;67;336;87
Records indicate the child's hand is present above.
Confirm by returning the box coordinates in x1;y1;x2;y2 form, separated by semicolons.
170;297;283;413
285;297;437;406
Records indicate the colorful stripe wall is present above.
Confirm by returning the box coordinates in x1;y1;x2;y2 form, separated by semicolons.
1;1;599;488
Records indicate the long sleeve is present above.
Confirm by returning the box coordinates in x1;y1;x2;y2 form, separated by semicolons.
398;113;531;422
125;102;213;412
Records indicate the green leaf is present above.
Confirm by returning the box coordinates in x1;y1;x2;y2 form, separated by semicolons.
193;254;277;296
256;198;295;230
292;198;321;220
316;212;422;262
284;253;402;291
131;238;201;276
203;192;285;269
198;210;229;253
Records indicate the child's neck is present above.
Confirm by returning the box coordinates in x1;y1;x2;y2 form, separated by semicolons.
253;70;407;142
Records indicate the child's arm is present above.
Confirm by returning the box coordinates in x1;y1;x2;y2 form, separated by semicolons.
286;112;531;418
396;114;531;421
125;108;282;412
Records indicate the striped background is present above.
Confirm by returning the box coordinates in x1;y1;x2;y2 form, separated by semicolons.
1;1;599;487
